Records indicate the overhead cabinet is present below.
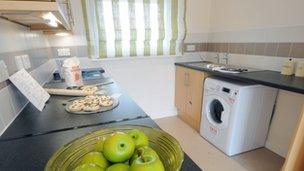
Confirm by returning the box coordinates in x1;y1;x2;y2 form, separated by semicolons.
0;0;73;33
175;66;208;131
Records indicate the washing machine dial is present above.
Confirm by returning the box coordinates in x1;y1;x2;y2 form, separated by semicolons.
228;90;238;102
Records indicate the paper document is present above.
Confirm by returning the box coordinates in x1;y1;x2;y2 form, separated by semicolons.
9;69;50;111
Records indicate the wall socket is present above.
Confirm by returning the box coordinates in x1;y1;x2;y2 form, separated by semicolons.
0;60;9;82
186;44;196;51
57;48;71;57
15;55;24;70
15;54;31;70
22;54;31;69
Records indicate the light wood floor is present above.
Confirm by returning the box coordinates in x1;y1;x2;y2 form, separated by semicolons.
155;116;285;171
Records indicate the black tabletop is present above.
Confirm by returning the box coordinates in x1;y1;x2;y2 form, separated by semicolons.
0;78;148;140
0;118;201;171
176;62;304;94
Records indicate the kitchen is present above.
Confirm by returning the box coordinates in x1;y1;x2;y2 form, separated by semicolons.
0;0;304;171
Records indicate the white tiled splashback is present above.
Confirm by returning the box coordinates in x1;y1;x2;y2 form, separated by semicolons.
0;60;56;135
0;19;50;53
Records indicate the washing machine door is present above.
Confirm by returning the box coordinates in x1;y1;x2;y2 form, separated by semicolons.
204;95;230;129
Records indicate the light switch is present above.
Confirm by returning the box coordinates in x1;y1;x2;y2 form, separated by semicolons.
15;55;24;70
186;45;196;51
22;54;31;69
57;48;71;57
0;60;9;82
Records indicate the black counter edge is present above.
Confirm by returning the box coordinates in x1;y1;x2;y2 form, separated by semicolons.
0;115;149;142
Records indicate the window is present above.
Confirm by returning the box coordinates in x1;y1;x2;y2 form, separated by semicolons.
82;0;185;58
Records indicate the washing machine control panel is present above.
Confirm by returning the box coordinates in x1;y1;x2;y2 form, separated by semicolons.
206;85;238;101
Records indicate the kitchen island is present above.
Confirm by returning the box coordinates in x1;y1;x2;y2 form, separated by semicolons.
0;77;201;171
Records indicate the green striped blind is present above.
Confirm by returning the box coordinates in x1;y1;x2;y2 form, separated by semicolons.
82;0;185;58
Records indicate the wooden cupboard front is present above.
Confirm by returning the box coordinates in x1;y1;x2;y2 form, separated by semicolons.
175;66;207;131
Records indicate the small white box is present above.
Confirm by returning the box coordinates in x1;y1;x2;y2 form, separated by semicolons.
57;48;71;57
186;45;196;51
15;55;24;70
22;55;31;69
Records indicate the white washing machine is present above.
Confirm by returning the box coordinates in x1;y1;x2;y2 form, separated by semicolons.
200;77;277;156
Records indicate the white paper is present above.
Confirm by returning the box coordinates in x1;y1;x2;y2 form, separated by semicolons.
9;69;50;111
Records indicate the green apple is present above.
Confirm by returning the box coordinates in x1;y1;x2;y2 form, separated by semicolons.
94;137;107;152
80;151;110;169
73;163;105;171
127;129;149;148
105;163;130;171
130;146;159;165
130;155;164;171
103;132;135;163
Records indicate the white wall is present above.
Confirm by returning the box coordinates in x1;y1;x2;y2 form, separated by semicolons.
79;53;204;119
209;0;304;32
184;0;211;43
207;0;304;43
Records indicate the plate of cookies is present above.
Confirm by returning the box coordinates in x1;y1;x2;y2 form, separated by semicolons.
65;95;119;114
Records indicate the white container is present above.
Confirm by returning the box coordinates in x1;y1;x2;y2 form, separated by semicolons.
62;57;83;87
295;62;304;77
281;59;295;76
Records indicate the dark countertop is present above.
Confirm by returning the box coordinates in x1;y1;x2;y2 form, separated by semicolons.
0;76;201;170
176;61;304;94
0;78;148;140
0;118;201;171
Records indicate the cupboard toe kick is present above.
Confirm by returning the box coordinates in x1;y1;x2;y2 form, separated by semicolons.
175;66;208;132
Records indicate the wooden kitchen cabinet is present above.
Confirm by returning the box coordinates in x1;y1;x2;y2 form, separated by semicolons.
175;66;207;131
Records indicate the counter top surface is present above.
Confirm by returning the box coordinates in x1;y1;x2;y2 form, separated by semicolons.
0;118;201;171
176;62;304;94
0;78;148;140
0;77;201;170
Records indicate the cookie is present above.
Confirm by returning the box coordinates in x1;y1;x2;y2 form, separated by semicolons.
81;86;98;93
72;99;85;105
100;95;111;101
84;95;97;100
68;103;84;112
83;99;93;104
83;104;101;112
99;100;114;107
92;99;100;105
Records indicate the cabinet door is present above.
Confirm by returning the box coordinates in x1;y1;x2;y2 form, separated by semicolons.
283;106;304;171
185;68;205;131
175;66;188;116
